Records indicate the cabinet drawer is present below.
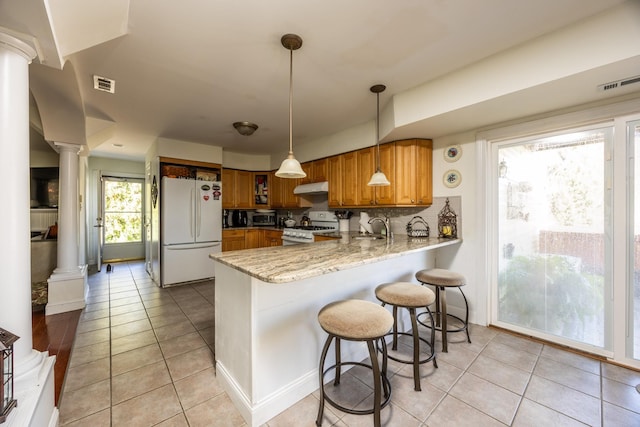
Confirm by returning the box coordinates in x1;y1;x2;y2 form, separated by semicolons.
223;230;245;238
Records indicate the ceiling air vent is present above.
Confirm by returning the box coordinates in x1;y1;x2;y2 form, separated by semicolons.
93;75;115;94
598;75;640;92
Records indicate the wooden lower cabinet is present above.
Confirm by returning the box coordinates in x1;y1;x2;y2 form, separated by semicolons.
222;229;283;251
263;230;283;247
245;229;262;249
222;229;246;252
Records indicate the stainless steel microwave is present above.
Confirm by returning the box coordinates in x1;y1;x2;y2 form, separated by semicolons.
249;211;276;226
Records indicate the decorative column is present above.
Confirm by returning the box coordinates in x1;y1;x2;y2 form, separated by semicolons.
0;32;57;426
53;143;82;273
46;143;87;315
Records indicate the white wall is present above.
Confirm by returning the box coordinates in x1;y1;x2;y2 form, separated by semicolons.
156;137;223;164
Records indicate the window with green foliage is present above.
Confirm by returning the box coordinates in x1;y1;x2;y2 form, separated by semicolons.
103;178;143;244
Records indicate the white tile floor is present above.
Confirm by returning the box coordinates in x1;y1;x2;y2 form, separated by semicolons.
58;261;640;426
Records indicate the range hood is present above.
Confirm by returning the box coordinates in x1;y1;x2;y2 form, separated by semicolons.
293;181;329;195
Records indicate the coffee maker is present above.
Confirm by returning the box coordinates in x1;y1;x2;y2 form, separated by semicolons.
223;209;230;228
231;210;248;227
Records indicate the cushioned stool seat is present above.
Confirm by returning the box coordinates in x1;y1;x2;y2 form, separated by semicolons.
415;268;471;352
316;299;393;427
375;282;437;391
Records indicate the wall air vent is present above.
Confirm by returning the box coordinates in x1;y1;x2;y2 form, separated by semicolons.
598;75;640;92
93;75;115;93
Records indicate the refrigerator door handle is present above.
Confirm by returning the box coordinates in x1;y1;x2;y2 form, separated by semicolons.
196;187;201;238
190;188;195;239
164;242;220;250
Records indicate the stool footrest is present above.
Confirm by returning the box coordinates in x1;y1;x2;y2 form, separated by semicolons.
320;361;391;416
382;332;437;366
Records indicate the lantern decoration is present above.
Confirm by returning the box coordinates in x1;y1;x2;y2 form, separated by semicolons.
0;328;18;424
438;198;458;238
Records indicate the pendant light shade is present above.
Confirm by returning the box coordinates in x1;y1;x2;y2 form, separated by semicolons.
367;84;390;186
275;34;307;179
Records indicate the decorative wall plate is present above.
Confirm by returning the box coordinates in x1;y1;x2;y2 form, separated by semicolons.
444;145;462;162
443;169;461;188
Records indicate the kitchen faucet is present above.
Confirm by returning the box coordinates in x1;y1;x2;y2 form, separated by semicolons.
368;216;392;240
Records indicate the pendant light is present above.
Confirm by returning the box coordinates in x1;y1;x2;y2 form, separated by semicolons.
275;34;307;179
367;84;390;186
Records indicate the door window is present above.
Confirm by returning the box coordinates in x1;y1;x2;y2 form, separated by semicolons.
495;127;611;349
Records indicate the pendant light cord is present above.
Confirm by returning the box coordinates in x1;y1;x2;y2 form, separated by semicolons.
376;91;381;171
288;47;294;156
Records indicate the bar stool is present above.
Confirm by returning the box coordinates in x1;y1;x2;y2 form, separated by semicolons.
375;282;437;391
316;299;393;427
415;268;471;352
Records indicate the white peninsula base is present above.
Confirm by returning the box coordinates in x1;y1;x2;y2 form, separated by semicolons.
213;247;440;426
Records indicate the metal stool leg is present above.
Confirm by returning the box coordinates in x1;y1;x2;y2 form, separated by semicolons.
316;334;333;426
459;287;472;343
334;338;341;385
409;307;421;391
367;340;382;427
439;286;449;352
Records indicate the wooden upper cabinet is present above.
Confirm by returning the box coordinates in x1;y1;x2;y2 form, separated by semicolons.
341;151;358;206
394;139;432;206
357;147;375;206
221;169;234;209
222;169;253;209
312;158;328;182
269;171;283;208
299;162;313;184
299;159;328;184
414;139;433;205
374;143;395;205
234;170;253;208
328;155;342;207
270;171;310;208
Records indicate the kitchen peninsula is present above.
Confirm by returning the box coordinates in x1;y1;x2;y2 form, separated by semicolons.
209;234;461;426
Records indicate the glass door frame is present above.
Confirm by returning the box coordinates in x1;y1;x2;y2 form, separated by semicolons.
476;98;640;369
488;123;614;358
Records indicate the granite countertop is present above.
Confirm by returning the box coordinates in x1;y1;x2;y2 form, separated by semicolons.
210;233;461;284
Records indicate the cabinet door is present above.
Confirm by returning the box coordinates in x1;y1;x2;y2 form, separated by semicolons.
375;143;395;205
415;139;433;205
313;158;328;182
282;177;299;208
357;147;375;206
263;230;283;247
221;169;235;209
394;140;416;205
235;170;253;208
270;171;283;208
328;155;342;207
341;151;358;207
299;162;313;184
222;229;245;251
245;229;262;249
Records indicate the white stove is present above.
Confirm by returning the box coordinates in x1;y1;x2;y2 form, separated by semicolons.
281;211;339;245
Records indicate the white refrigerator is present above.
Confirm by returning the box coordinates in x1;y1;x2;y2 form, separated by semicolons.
161;177;222;286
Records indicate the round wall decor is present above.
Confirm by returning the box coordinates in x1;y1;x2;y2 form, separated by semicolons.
444;144;462;162
443;169;461;188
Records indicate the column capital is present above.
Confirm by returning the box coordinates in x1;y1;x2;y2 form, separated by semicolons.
53;141;84;154
0;32;36;62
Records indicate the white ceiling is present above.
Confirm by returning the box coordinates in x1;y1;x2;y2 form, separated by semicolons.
2;0;638;161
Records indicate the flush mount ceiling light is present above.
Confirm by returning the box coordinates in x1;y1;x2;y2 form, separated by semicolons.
233;121;258;136
367;84;390;186
275;33;306;179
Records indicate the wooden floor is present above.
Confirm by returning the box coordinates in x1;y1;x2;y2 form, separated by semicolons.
31;307;82;405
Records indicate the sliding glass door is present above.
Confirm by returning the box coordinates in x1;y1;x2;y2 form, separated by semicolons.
630;119;640;360
495;126;611;351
